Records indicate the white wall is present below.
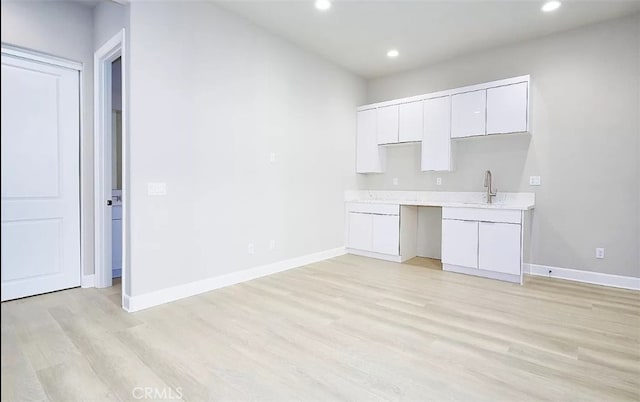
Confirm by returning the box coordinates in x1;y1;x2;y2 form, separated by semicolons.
93;1;127;50
128;2;365;296
360;14;640;278
1;1;95;276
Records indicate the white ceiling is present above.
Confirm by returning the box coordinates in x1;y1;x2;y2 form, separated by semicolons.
216;0;640;78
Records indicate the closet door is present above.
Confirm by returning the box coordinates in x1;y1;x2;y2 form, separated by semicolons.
1;52;81;301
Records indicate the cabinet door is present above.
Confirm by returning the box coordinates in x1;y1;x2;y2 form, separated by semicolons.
356;109;384;173
372;214;400;255
347;212;373;251
479;222;521;275
486;82;528;135
422;96;451;171
441;219;478;268
398;101;423;143
377;105;399;145
451;90;486;138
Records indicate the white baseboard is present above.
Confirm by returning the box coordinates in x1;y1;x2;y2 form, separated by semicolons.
443;263;522;284
524;263;640;291
345;248;402;263
81;274;95;288
124;247;346;312
123;294;131;311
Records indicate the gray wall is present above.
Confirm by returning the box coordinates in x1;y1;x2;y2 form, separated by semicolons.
127;2;365;296
93;0;127;50
359;14;640;278
1;1;95;276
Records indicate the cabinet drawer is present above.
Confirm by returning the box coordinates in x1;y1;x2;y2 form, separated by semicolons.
442;207;521;224
346;202;399;216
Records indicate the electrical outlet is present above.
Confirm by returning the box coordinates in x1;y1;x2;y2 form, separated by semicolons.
595;248;605;259
529;176;541;186
147;182;167;196
392;178;399;186
269;240;276;250
247;243;255;255
436;177;442;186
269;152;276;163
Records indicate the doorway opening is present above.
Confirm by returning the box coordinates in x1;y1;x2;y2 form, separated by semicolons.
94;30;128;309
111;57;123;283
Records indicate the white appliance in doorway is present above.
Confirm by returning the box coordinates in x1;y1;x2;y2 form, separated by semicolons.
1;48;81;301
112;190;122;278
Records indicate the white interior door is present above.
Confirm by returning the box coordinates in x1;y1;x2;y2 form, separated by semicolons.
1;52;80;301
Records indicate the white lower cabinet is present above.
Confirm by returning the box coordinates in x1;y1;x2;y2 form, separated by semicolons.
441;219;478;268
441;207;524;283
347;212;373;251
346;203;403;259
347;212;400;255
372;214;400;255
478;222;521;275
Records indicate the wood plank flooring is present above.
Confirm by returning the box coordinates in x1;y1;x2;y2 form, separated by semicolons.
2;254;639;401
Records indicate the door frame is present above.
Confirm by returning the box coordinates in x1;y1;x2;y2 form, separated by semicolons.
1;43;85;296
94;30;128;307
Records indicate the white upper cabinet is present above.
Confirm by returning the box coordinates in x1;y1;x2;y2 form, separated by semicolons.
356;75;530;173
486;82;528;135
356;109;384;173
398;101;423;143
451;89;486;138
422;96;451;171
376;105;399;145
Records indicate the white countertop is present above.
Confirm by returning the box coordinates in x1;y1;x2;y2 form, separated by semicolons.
345;190;535;210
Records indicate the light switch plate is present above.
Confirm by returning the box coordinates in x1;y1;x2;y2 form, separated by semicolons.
529;176;541;186
392;178;399;186
147;182;167;196
595;248;605;259
436;177;442;186
269;240;276;250
269;152;276;163
248;243;255;255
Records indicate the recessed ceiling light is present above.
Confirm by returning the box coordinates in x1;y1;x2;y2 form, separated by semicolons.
387;49;399;58
541;1;561;12
315;0;331;11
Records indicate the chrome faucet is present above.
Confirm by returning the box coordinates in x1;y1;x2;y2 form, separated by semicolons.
484;170;497;204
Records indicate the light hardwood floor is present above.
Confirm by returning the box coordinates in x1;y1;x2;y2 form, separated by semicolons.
2;254;639;401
